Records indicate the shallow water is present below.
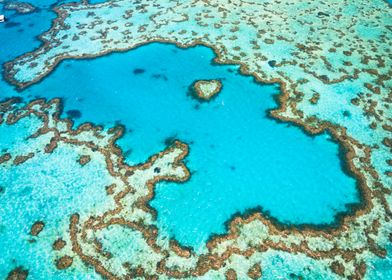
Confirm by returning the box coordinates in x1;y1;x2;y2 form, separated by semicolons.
5;2;387;278
0;126;111;279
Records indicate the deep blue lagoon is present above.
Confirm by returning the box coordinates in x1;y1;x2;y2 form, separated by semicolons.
0;42;359;249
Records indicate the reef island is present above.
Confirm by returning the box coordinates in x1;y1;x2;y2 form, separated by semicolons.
192;80;222;101
0;0;391;279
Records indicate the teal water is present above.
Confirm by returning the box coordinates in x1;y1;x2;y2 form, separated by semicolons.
2;1;386;279
0;138;112;279
0;38;359;249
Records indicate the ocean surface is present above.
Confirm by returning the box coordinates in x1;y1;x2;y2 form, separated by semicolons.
1;0;387;278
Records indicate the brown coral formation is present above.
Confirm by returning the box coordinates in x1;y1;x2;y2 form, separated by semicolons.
247;263;262;279
13;153;34;165
192;79;222;101
225;269;237;280
55;256;73;270
77;155;91;166
53;238;67;250
30;221;45;236
6;267;28;280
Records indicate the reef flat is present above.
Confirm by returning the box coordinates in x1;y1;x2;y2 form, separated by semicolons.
192;79;222;101
0;98;189;278
4;2;36;14
1;0;391;278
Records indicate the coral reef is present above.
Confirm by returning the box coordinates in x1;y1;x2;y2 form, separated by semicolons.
192;79;222;101
1;0;391;278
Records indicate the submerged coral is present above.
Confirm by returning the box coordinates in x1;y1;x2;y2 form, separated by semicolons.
4;2;36;14
1;0;391;278
0;92;389;279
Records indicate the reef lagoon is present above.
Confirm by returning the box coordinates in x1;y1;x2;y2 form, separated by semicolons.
3;42;360;249
0;0;391;279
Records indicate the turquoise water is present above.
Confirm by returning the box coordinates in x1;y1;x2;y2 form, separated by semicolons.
0;139;111;279
0;1;390;278
1;38;359;249
0;1;75;61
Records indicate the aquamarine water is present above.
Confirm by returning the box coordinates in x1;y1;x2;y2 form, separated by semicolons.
0;140;112;279
1;36;359;250
4;1;385;277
